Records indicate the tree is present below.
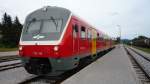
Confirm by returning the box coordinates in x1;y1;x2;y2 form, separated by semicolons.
12;16;23;46
132;35;150;48
0;13;23;47
115;37;120;43
2;13;12;28
0;22;2;34
1;13;13;47
0;22;2;41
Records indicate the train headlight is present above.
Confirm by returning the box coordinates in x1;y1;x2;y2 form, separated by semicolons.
19;46;22;51
54;46;59;51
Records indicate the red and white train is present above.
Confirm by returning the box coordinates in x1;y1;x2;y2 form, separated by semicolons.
19;6;113;75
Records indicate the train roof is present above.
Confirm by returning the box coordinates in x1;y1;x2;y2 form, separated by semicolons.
25;6;112;40
25;6;71;23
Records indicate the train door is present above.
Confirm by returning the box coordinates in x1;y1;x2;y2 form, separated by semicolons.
91;29;97;56
72;22;79;54
87;29;92;53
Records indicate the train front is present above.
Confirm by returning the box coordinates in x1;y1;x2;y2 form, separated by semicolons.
19;6;72;75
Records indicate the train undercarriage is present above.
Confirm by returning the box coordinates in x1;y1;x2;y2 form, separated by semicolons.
22;55;80;76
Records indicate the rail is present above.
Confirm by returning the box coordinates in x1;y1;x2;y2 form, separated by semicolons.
0;60;22;71
124;46;150;80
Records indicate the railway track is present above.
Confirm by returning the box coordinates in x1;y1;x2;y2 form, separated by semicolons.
0;60;22;71
0;55;20;63
124;46;150;84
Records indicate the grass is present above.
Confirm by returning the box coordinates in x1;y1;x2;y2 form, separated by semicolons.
133;46;150;54
0;47;18;52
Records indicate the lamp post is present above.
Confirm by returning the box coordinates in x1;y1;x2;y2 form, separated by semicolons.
117;25;121;44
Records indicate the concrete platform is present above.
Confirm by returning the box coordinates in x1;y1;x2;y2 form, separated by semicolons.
62;45;138;84
0;51;18;57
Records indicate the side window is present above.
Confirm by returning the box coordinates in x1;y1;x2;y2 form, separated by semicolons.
81;26;86;39
87;29;91;39
97;33;99;40
99;33;104;40
72;24;78;38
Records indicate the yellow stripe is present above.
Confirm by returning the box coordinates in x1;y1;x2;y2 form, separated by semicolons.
91;29;97;55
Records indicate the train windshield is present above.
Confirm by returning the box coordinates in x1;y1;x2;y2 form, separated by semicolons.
22;19;63;41
27;19;62;33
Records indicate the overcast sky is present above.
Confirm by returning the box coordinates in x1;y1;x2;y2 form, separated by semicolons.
0;0;150;39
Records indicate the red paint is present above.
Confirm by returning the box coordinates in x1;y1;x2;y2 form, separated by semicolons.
19;15;113;58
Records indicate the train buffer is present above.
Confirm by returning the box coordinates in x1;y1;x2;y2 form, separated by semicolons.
62;45;138;84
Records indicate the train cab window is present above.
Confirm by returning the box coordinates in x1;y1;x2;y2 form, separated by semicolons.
27;21;41;33
81;26;86;39
41;20;62;33
73;24;78;38
26;19;62;33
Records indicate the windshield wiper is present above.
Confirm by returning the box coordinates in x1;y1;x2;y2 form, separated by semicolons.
50;16;58;30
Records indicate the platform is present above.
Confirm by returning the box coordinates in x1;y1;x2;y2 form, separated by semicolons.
62;45;138;84
0;51;18;57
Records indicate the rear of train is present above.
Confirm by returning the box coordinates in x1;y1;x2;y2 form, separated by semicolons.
19;6;79;75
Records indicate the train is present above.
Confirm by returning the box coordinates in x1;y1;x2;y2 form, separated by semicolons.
19;6;114;76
